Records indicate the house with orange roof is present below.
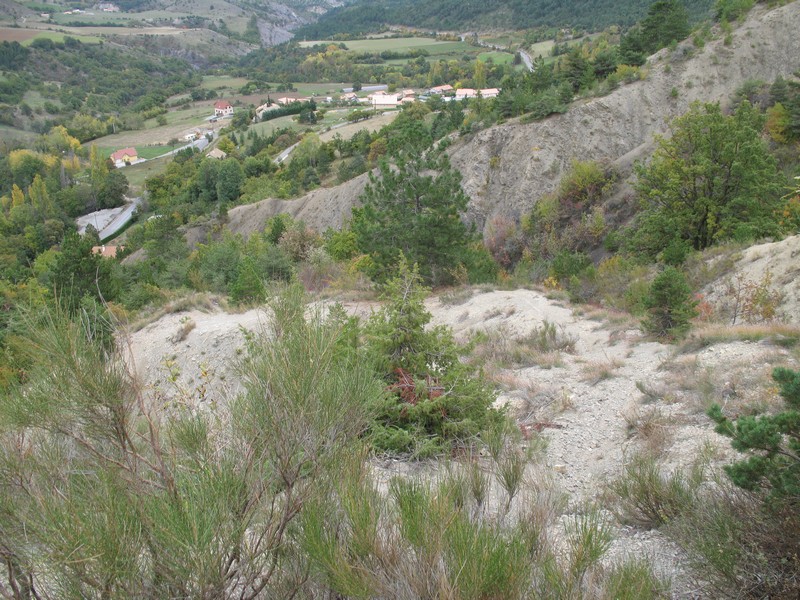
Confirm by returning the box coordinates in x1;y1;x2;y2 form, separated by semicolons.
110;147;138;167
214;100;234;117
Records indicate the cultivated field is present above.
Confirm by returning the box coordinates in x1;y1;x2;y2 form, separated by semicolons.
318;111;399;143
526;39;557;59
0;26;102;44
121;155;172;194
481;32;527;48
91;105;221;151
300;36;472;56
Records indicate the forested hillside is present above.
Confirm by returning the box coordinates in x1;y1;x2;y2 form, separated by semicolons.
295;0;714;38
0;38;198;135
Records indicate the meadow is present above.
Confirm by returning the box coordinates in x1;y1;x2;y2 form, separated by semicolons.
477;50;515;64
0;27;102;45
300;36;472;56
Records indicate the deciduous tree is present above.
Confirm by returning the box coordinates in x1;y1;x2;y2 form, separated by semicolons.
633;102;785;256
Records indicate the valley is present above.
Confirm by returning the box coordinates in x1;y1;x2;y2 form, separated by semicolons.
1;0;800;597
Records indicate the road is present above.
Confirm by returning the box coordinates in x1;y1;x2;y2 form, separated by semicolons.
76;196;143;241
276;141;300;163
519;50;534;72
153;135;210;160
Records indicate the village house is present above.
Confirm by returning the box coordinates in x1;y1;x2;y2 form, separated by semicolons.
368;91;399;110
429;84;454;95
454;88;501;101
255;102;275;120
206;148;228;160
214;100;234;118
110;147;138;168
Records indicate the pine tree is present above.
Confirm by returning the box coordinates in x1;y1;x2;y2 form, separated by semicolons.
709;367;800;501
352;148;477;285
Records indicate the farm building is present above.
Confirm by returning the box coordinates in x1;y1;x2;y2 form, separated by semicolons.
214;100;234;118
454;88;501;100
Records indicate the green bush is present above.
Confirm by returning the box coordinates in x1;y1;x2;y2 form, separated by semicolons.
0;290;385;597
363;259;502;457
610;454;701;528
709;367;800;501
642;267;698;338
715;0;755;21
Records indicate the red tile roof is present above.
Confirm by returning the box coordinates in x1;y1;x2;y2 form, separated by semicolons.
110;147;137;161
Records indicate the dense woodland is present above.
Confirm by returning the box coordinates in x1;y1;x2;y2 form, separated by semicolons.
295;0;715;38
1;0;800;596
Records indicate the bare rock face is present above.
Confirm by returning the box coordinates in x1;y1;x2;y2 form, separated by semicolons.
225;171;371;237
450;2;800;234
703;234;800;325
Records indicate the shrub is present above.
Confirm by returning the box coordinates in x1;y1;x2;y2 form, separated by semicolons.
0;290;385;597
363;259;502;457
642;267;698;338
715;0;755;21
610;454;701;528
709;367;800;501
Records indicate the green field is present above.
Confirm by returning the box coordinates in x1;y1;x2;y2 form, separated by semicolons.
13;30;103;45
248;116;300;137
478;51;515;64
91;145;171;160
21;90;50;110
481;32;527;48
300;37;472;56
200;75;250;91
121;155;172;194
90;105;216;151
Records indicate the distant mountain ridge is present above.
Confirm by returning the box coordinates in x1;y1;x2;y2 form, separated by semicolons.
295;0;714;38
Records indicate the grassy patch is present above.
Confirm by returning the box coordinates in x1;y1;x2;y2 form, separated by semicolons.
470;320;577;372
92;145;171;160
200;75;250;91
121;154;172;194
580;357;624;385
609;454;703;528
0;124;37;143
679;323;800;353
299;36;472;56
477;50;515;64
248;115;300;137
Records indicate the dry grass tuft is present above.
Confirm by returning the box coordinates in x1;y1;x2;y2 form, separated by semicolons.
580;356;624;385
171;317;196;343
623;405;674;454
679;323;800;353
131;292;220;332
470;321;577;372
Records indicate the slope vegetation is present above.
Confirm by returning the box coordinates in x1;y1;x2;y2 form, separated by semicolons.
224;2;800;240
296;0;714;37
